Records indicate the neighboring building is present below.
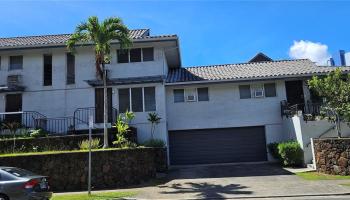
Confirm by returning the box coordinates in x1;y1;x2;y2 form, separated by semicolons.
0;29;349;166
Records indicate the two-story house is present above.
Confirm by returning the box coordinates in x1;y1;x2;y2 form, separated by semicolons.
0;29;349;166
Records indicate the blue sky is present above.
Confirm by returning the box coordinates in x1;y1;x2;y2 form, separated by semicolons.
0;0;349;66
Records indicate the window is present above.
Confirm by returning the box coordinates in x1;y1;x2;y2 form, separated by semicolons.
119;87;156;113
144;87;156;111
252;84;264;98
117;47;154;63
130;48;142;62
264;83;277;97
43;55;52;86
174;89;185;103
66;53;75;84
9;56;23;70
117;50;129;63
119;89;130;113
239;85;251;99
198;88;209;101
142;47;154;61
131;87;143;112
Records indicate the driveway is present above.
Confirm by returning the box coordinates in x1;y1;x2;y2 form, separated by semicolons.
135;163;350;199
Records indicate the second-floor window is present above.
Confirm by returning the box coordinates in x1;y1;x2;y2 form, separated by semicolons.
173;87;209;103
117;47;154;63
66;53;75;85
9;56;23;70
239;83;277;99
118;87;156;113
43;55;52;86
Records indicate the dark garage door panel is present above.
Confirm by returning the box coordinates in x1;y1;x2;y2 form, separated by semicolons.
169;126;267;165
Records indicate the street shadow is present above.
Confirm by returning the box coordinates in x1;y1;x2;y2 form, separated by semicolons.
160;182;252;199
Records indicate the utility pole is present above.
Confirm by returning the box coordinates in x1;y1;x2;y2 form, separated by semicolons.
88;114;93;195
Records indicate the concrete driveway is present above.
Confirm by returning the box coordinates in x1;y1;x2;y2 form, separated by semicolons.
135;163;350;199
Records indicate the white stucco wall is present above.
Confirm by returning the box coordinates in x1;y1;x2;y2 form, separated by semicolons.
282;116;350;164
166;80;288;161
166;80;286;130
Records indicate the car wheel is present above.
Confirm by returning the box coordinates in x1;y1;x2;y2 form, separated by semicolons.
0;194;8;200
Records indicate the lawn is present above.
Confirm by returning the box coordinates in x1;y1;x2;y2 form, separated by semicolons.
51;191;137;200
296;171;350;180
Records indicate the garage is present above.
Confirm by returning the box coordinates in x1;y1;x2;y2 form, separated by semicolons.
169;126;267;165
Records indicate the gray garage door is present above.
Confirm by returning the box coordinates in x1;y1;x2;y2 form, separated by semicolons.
169;126;267;165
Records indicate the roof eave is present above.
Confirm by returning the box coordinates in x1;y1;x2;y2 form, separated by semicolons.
165;71;343;86
0;36;179;51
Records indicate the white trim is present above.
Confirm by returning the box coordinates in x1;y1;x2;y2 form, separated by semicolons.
142;87;145;112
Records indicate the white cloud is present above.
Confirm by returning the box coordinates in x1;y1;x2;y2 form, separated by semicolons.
289;40;331;65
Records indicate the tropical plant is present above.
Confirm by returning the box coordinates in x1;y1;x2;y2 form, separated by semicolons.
79;138;101;150
29;129;48;138
308;68;350;137
67;16;132;148
113;113;137;148
147;112;161;139
2;122;23;153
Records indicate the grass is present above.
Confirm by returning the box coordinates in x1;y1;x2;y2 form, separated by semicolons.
296;171;350;180
0;147;142;157
51;191;136;200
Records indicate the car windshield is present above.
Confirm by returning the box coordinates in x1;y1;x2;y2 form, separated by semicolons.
2;168;36;177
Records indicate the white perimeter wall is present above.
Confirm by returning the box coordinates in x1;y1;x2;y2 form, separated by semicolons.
283;116;350;164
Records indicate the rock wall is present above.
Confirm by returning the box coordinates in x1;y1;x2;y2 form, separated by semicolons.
0;148;166;191
313;138;350;175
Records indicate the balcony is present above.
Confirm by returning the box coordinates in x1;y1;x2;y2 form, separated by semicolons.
281;100;322;119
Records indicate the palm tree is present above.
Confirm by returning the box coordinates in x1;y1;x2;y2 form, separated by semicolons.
67;16;132;148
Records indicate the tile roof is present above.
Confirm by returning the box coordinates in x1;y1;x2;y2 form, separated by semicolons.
166;59;350;84
0;29;176;48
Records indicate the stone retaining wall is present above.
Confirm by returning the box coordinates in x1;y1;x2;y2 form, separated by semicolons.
313;138;350;175
0;148;166;191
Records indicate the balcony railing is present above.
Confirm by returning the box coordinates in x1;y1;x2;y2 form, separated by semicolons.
281;100;322;118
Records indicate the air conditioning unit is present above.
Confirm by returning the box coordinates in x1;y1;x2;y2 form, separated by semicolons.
252;84;264;98
185;88;197;102
7;75;23;86
254;89;264;98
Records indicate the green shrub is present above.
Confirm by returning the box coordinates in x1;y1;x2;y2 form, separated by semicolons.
29;129;48;138
79;138;101;150
277;141;304;167
267;142;280;160
142;139;165;148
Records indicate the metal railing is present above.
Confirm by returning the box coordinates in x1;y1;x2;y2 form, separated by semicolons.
73;107;118;129
35;116;75;135
281;101;322;118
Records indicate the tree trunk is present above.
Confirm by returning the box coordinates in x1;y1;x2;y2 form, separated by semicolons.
102;64;109;148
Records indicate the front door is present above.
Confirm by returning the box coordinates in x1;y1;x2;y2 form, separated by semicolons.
95;88;112;123
285;80;305;106
5;94;22;124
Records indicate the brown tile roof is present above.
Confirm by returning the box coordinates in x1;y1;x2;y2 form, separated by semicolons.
166;59;350;83
0;29;176;48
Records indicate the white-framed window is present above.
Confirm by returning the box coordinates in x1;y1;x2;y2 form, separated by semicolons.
118;87;156;113
239;82;276;99
173;87;209;103
117;47;154;63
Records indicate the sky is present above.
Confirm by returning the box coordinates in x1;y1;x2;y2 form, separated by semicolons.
0;0;349;67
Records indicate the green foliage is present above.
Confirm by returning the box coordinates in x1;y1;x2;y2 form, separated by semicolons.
268;141;304;167
29;129;48;138
66;16;132;78
308;68;350;137
142;139;165;148
112;112;137;148
2;122;23;153
277;141;304;167
147;112;161;139
267;142;281;160
79;138;101;150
